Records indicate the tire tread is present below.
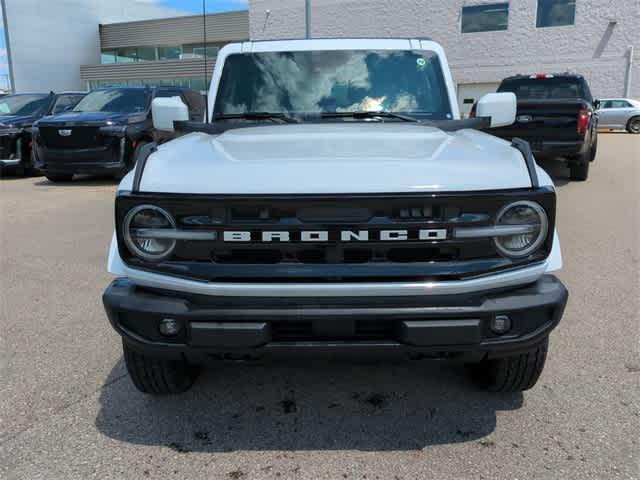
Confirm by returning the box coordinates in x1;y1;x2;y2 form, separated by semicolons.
471;339;549;393
123;340;197;395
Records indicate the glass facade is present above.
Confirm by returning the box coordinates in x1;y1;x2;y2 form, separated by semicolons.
157;46;182;60
536;0;576;28
100;43;222;64
183;44;220;58
137;46;157;62
101;51;116;64
87;77;209;93
116;47;138;63
461;3;509;33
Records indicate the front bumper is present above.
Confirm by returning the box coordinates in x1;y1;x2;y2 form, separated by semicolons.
0;158;22;168
103;275;568;361
35;141;127;175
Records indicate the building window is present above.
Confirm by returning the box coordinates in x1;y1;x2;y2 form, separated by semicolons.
461;3;509;33
536;0;575;28
137;47;157;62
88;77;210;93
116;47;137;63
193;46;219;58
157;46;182;60
182;43;220;59
101;51;116;64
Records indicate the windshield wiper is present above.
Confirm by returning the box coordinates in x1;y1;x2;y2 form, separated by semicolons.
214;112;298;124
320;111;420;122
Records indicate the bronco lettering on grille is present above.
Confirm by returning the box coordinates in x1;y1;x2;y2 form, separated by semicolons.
221;229;448;242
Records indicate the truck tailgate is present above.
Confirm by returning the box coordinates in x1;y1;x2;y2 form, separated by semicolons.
492;99;588;141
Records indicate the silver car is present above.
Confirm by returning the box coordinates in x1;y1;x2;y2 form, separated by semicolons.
597;98;640;133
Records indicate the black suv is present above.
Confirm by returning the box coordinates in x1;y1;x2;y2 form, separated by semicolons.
0;92;85;176
490;74;598;181
33;87;205;182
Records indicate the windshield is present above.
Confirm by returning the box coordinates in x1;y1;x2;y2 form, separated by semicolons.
498;78;589;101
214;50;452;120
72;89;149;114
0;94;50;116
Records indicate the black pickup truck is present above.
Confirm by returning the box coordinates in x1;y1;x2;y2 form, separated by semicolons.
0;92;85;176
489;74;598;181
33;86;205;182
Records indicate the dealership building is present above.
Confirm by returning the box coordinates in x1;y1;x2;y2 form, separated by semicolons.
1;0;186;92
2;0;637;110
79;11;249;93
249;0;638;116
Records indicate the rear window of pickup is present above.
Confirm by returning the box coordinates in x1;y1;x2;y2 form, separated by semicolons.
498;77;592;102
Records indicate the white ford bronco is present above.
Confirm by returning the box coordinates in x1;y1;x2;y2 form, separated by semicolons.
103;39;567;395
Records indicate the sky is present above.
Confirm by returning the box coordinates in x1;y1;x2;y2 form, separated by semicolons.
149;0;248;13
0;0;249;90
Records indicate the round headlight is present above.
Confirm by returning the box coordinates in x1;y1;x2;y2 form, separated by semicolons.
494;201;548;258
123;205;176;261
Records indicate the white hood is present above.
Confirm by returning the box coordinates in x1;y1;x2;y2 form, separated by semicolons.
136;123;534;194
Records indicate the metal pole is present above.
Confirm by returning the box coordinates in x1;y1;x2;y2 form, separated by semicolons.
624;45;633;98
203;0;209;122
1;0;15;92
305;0;311;39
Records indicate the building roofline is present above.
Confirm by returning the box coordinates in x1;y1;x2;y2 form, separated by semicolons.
99;9;248;28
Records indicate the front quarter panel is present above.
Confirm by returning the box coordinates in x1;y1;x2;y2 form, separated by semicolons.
108;232;126;276
536;164;563;273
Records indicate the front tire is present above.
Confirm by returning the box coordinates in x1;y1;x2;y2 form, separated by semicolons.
468;339;548;393
123;340;199;395
627;116;640;134
46;174;73;183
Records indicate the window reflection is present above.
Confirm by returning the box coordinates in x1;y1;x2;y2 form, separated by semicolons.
536;0;576;27
87;77;210;93
100;43;223;64
461;3;509;33
157;46;182;60
214;50;452;119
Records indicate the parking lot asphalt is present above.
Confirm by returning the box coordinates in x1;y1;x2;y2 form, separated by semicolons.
1;133;639;480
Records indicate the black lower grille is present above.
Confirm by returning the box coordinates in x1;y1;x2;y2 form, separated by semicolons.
271;320;396;341
208;246;461;265
354;320;396;339
272;321;313;341
39;126;103;149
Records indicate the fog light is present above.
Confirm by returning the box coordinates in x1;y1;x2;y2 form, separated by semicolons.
159;318;181;337
491;315;512;335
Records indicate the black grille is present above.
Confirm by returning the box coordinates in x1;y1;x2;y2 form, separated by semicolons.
272;321;313;341
0;136;16;158
271;320;396;341
116;189;556;282
39;126;103;149
208;245;461;265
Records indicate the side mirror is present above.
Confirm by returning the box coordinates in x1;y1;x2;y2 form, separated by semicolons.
476;92;517;128
151;96;189;131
